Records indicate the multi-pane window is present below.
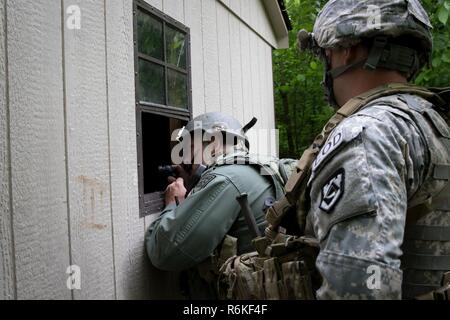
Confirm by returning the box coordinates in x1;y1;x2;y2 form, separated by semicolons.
134;0;192;217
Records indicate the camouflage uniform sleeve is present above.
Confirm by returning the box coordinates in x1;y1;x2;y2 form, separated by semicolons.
306;105;427;299
145;172;241;272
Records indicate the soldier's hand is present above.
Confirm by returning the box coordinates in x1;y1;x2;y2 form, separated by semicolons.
172;164;198;187
165;178;187;206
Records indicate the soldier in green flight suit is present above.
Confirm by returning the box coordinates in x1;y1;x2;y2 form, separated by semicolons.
145;112;290;299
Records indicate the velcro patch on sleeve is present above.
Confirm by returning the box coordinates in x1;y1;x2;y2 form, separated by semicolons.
195;173;217;190
312;125;364;174
320;168;345;214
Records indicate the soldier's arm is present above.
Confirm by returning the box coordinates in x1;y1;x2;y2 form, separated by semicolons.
307;108;426;299
145;172;241;271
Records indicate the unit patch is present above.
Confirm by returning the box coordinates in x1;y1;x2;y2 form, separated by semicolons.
320;168;345;213
195;173;217;190
312;128;344;172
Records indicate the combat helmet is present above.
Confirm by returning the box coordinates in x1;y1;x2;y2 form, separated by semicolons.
180;112;257;150
297;0;433;106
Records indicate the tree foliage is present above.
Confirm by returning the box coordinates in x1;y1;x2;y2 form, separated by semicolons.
274;0;450;159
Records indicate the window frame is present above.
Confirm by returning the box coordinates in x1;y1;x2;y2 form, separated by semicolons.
133;0;192;217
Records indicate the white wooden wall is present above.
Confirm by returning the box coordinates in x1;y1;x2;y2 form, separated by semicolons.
0;0;280;299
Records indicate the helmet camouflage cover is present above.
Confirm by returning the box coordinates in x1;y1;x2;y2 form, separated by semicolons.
299;0;433;71
314;0;432;48
182;112;257;149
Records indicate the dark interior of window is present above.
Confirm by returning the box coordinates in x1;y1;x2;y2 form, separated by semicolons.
142;112;187;194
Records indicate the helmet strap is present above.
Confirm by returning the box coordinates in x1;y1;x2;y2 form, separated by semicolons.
322;54;366;108
322;36;421;107
328;59;367;79
365;36;389;70
365;36;420;79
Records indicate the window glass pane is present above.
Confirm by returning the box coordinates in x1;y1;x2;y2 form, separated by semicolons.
165;26;187;69
139;59;165;105
137;10;163;60
167;69;187;109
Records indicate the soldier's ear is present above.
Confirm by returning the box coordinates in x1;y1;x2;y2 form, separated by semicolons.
343;47;355;65
345;45;368;66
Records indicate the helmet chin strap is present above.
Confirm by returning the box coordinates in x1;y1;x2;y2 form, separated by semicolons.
323;57;366;108
328;59;367;79
323;36;419;107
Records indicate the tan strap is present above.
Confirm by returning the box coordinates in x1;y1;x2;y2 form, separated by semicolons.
415;271;450;300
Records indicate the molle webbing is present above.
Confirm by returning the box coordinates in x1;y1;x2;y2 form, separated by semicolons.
404;225;450;241
266;83;450;230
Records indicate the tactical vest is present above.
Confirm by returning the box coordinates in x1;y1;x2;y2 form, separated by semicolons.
215;153;296;253
383;94;450;300
190;153;296;297
216;83;450;300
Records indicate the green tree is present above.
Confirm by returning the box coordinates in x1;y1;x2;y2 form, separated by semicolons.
415;0;450;87
274;0;450;159
273;0;332;158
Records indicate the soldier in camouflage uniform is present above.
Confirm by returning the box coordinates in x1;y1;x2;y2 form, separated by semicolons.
293;0;450;299
145;112;288;299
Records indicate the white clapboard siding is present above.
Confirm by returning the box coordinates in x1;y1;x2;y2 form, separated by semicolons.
162;0;184;23
240;23;254;130
185;0;206;113
217;3;233;115
0;0;15;301
229;13;244;123
219;0;277;48
63;0;115;299
265;43;277;154
229;0;241;16
144;0;162;9
7;0;71;299
201;0;221;114
105;0;150;300
249;30;263;151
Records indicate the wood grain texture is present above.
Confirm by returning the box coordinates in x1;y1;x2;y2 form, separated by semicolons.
255;0;277;49
239;24;254;130
257;35;270;156
222;0;277;48
143;0;162;10
0;0;15;300
63;0;115;300
240;0;250;25
7;0;71;299
249;31;263;153
229;0;240;16
162;0;184;23
185;0;206;114
105;0;150;300
201;0;220;113
265;43;277;156
216;3;232;115
229;13;244;123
